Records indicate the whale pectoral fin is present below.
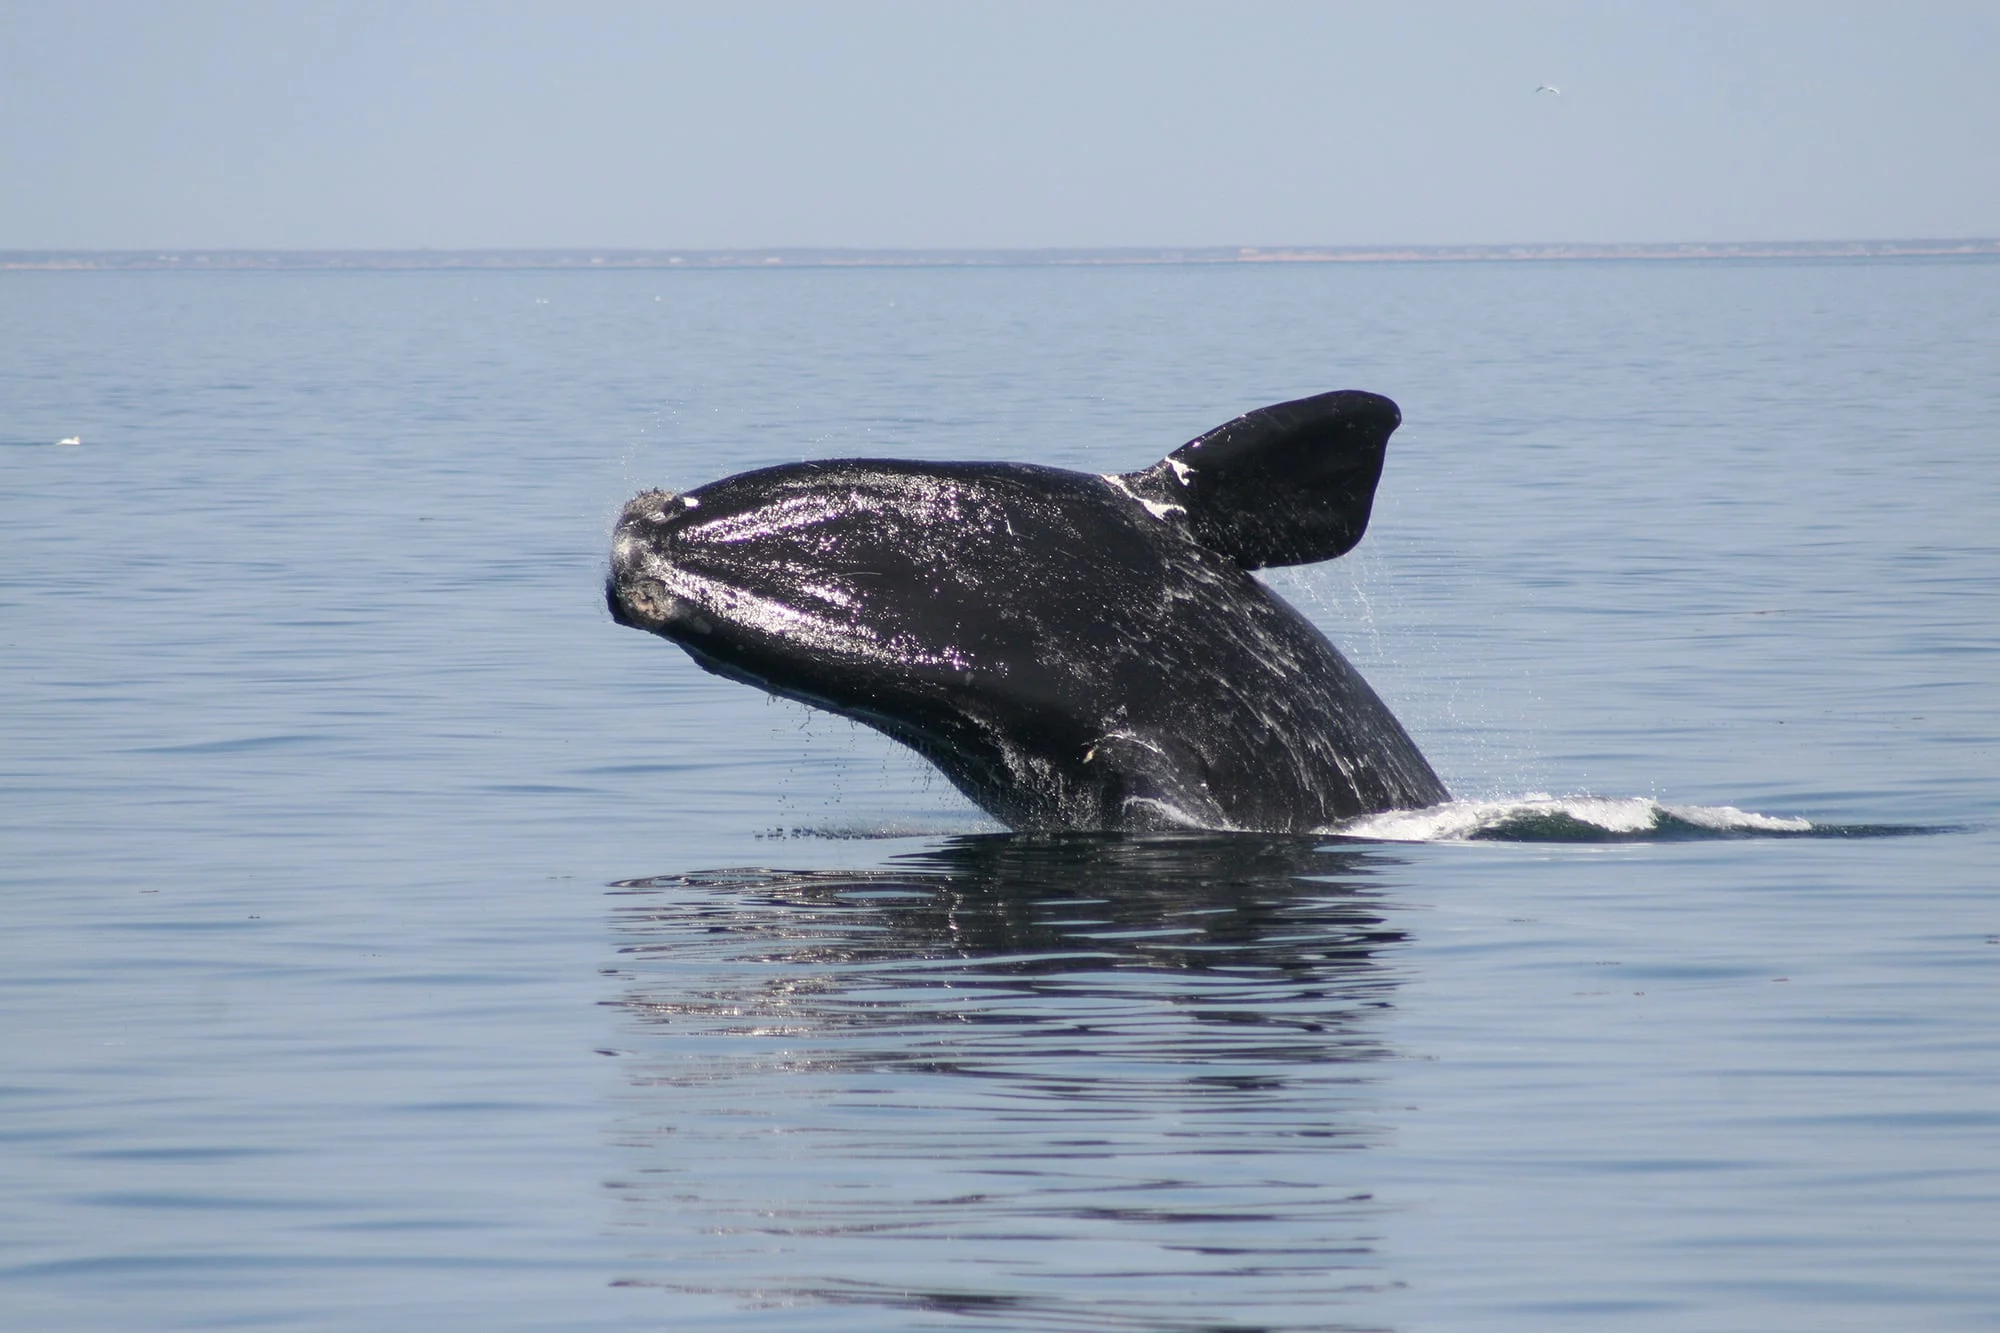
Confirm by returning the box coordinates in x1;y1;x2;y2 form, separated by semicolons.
1082;733;1228;831
1122;389;1402;569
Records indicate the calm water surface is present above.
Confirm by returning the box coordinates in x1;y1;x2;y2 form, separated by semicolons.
3;259;1996;1330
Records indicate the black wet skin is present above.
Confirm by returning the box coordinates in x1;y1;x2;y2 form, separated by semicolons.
608;390;1447;832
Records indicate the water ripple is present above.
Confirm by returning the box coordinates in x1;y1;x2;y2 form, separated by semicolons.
605;834;1411;1330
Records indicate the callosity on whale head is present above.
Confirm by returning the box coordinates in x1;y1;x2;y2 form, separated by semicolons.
607;389;1447;832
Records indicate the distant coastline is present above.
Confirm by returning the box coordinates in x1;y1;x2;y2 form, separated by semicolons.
5;239;1997;272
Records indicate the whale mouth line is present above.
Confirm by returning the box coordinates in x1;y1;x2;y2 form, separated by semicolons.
671;636;995;801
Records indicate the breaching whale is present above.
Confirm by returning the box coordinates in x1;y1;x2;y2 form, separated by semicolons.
606;390;1448;832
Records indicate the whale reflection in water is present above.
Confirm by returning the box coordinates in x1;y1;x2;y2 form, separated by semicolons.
603;833;1414;1328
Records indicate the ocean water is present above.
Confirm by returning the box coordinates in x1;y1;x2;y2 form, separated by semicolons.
2;257;1996;1330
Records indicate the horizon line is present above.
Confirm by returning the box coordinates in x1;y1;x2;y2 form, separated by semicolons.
5;238;1998;272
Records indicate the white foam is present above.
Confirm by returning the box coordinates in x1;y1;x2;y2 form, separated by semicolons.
1332;794;1812;842
1658;802;1814;833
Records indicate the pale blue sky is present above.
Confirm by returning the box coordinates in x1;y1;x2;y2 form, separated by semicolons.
2;0;1995;250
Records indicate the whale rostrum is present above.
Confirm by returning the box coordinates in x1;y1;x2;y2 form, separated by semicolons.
607;390;1448;831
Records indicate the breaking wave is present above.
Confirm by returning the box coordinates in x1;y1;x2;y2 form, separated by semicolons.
1330;794;1945;843
723;798;1953;845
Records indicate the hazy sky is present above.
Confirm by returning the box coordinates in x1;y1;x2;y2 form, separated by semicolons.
3;0;1995;250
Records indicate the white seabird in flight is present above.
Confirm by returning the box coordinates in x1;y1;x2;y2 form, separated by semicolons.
1534;84;1561;95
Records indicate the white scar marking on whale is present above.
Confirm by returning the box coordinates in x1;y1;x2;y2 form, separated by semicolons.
1100;473;1185;522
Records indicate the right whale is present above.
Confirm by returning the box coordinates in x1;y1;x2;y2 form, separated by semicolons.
608;389;1448;832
